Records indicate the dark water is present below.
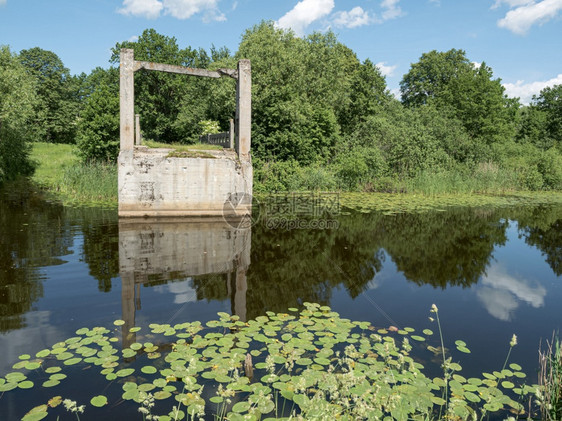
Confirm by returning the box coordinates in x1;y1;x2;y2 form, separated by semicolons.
1;182;561;420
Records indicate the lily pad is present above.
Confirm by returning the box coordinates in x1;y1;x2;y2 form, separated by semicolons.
90;395;108;407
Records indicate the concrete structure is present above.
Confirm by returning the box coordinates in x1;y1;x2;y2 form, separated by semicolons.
119;218;251;346
118;49;252;217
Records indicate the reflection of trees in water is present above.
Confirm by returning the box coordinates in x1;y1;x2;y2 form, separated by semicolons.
516;205;562;276
0;182;66;332
0;181;120;332
79;211;119;292
191;273;228;302
378;208;509;289
240;217;385;320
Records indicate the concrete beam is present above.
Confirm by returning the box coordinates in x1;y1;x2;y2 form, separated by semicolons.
120;49;135;151
236;59;251;162
134;61;237;79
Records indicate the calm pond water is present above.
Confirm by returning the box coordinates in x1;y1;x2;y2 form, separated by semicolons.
0;183;561;420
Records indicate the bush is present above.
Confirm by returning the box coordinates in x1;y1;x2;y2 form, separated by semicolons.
334;146;387;190
538;148;562;190
76;83;119;162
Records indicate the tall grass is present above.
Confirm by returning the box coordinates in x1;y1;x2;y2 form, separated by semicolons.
31;142;117;206
59;162;117;205
402;163;521;195
538;334;562;421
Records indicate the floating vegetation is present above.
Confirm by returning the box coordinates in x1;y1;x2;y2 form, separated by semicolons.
339;191;562;215
1;303;540;420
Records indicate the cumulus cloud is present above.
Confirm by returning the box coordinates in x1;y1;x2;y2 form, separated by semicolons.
381;0;403;20
476;265;546;321
332;6;372;28
503;73;562;104
496;0;562;34
119;0;163;19
376;61;398;77
276;0;335;35
163;0;225;21
154;278;197;304
118;0;225;21
491;0;534;9
0;0;7;6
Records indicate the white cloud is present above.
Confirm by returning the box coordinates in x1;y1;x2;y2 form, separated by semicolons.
118;0;225;21
276;0;335;35
381;0;403;20
503;73;562;104
163;0;225;21
332;6;372;28
0;0;6;6
496;0;562;34
119;0;163;19
128;35;139;42
376;61;398;77
491;0;534;9
472;61;482;69
154;278;197;304
476;265;546;321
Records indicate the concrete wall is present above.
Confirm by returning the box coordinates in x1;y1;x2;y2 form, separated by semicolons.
118;147;252;217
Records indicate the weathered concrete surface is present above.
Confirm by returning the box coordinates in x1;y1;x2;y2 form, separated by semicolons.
236;59;251;161
120;49;135;151
118;48;252;217
118;147;252;217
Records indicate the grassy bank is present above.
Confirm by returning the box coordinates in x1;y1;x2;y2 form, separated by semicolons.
29;142;562;210
30;142;117;207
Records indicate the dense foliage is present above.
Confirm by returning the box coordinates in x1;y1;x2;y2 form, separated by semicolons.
0;46;37;184
1;23;562;190
19;47;80;144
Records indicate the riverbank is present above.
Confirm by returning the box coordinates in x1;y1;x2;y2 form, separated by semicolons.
30;142;117;207
29;142;562;210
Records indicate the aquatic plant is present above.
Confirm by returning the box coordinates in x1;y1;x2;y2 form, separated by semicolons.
537;334;562;420
0;303;539;420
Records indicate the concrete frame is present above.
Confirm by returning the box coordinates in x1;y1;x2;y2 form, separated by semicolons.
119;48;251;157
118;49;252;217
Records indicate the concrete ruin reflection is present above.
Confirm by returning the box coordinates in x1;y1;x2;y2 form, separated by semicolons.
118;218;251;347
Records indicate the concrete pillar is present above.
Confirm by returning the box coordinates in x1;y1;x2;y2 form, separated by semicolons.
236;60;251;162
120;49;135;151
135;114;141;146
121;272;136;350
229;118;234;149
234;266;247;322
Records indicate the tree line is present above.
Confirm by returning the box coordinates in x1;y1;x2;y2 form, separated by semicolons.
1;22;561;191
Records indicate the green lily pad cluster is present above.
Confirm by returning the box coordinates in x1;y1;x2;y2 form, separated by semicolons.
2;303;540;420
339;191;562;215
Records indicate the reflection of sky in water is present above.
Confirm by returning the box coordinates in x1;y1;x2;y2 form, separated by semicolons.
476;265;546;321
0;311;65;374
154;278;197;304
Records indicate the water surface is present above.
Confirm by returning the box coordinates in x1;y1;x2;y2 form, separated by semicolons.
1;184;561;419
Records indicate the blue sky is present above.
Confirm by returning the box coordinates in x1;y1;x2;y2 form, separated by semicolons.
1;0;561;103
